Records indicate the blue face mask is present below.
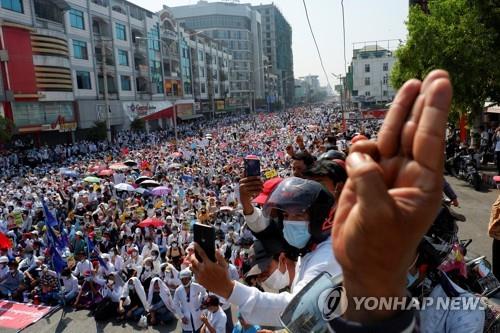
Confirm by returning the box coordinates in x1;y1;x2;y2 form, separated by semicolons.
407;271;419;287
283;220;311;249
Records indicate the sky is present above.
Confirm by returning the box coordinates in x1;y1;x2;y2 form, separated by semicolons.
128;0;409;86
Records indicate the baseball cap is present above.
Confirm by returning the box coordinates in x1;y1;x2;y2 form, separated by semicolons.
245;240;279;278
253;177;283;205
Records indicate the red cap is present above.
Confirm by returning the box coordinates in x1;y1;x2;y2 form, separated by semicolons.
252;177;283;205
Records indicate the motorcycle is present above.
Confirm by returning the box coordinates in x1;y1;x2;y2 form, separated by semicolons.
445;147;482;191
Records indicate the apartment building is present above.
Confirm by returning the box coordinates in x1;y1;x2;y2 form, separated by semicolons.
0;0;232;143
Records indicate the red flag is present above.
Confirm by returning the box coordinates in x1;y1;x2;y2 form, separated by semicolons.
459;114;467;144
0;232;12;249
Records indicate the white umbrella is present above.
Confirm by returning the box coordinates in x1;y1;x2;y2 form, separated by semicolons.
114;183;135;191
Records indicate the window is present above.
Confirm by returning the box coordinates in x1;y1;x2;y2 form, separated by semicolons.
72;40;88;60
365;77;370;86
365;64;370;73
383;90;388;97
365;91;371;97
201;83;206;93
200;67;205;78
383;75;388;85
69;9;84;30
352;90;358;97
118;49;129;66
121;76;131;91
1;0;23;13
115;23;126;41
383;62;389;71
76;71;91;89
198;50;204;61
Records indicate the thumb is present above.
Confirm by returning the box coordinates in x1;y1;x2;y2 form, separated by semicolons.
215;249;228;268
346;152;392;212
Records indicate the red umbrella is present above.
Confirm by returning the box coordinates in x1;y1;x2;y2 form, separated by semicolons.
98;169;114;177
89;164;107;173
138;217;165;228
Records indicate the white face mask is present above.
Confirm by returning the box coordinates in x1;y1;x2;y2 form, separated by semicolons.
261;260;289;293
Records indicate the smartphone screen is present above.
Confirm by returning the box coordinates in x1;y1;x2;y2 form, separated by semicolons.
244;155;261;177
193;223;216;262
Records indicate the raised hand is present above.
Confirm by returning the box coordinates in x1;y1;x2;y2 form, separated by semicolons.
332;70;452;322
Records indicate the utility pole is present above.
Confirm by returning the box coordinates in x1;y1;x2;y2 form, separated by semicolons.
101;39;111;143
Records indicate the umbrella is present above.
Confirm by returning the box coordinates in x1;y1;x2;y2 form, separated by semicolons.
114;183;135;191
109;163;128;171
88;164;107;173
135;187;152;196
135;176;153;184
83;176;100;183
220;206;234;212
138;217;165;228
98;169;114;177
151;186;171;196
60;168;79;177
168;163;182;170
140;180;161;187
123;160;137;167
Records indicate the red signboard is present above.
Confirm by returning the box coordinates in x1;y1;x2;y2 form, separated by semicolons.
361;109;388;119
0;300;53;330
2;27;37;96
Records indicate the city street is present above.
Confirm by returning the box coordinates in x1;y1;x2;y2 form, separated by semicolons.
9;176;496;333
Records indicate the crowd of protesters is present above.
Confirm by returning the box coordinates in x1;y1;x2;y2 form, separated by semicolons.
0;105;380;331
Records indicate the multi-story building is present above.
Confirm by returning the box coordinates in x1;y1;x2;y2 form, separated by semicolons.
170;1;265;112
253;4;294;107
0;0;232;144
350;43;396;109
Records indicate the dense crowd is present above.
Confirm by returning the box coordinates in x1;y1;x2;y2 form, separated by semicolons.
0;105;378;332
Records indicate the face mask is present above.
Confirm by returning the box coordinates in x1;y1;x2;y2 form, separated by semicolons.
173;231;178;235
261;260;290;292
283;220;311;249
108;279;114;285
152;255;158;260
129;284;134;291
145;266;152;271
183;280;191;287
407;271;419;287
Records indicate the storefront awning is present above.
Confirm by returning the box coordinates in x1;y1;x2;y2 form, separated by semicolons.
141;107;174;121
486;105;500;114
178;114;203;121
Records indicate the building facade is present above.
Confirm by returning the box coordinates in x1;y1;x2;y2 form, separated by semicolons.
350;44;396;109
170;1;265;112
253;4;294;107
0;0;232;144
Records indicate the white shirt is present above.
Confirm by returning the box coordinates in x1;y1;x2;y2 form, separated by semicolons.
173;283;207;332
207;307;227;333
141;243;159;259
72;259;92;277
62;275;80;294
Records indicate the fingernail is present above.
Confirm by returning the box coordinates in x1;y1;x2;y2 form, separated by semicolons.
347;152;366;168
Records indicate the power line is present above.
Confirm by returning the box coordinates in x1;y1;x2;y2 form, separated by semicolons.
341;0;347;75
301;0;332;89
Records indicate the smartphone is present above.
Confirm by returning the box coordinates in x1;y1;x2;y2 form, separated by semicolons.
193;223;216;262
244;155;261;177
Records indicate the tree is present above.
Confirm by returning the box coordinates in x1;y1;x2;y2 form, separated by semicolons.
391;0;499;119
87;121;107;141
130;118;145;132
0;116;14;143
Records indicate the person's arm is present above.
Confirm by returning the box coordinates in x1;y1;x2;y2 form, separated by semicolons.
488;196;500;238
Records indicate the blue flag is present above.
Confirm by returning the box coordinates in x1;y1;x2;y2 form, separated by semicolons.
46;226;65;251
86;236;95;253
49;246;66;274
42;201;58;228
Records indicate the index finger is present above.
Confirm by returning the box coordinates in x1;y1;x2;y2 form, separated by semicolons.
377;79;421;158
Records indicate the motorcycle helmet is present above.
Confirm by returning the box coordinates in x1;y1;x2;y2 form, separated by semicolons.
262;177;334;246
417;204;459;269
318;150;346;161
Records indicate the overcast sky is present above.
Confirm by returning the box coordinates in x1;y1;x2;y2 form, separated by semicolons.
129;0;409;86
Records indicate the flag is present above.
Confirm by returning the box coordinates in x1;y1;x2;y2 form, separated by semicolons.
94;247;108;271
42;200;58;228
49;245;66;274
86;236;95;253
46;226;65;251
